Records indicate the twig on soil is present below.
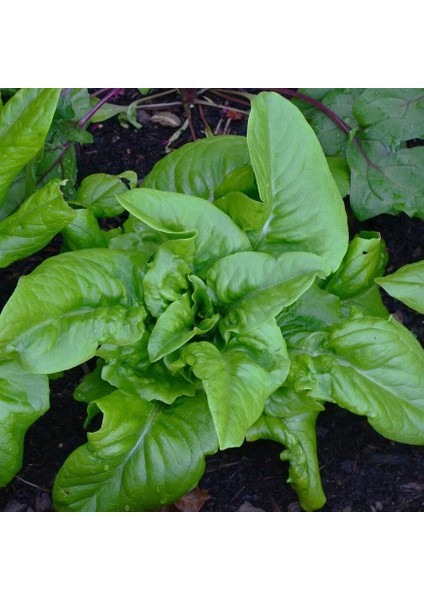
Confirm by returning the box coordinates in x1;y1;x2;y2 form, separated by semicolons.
15;476;51;494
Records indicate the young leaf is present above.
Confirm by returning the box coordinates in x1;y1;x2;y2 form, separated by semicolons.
0;88;61;207
143;242;193;317
52;392;218;511
182;319;290;449
376;260;424;314
148;292;219;362
142;135;250;199
0;179;75;267
287;317;424;445
0;249;146;373
324;231;388;299
117;188;251;277
207;251;330;338
247;92;349;271
0;360;49;487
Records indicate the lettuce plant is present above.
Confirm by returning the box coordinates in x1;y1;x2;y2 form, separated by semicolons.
1;91;424;511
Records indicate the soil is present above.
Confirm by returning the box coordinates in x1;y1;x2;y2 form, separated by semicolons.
1;89;424;512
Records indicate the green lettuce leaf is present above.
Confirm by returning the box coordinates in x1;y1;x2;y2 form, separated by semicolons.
182;319;290;449
287;317;424;445
247;407;325;512
148;292;219;362
0;360;49;486
99;331;197;403
0;179;76;267
142;135;250;199
143;240;193;318
207;250;330;339
0;88;61;207
52;392;218;511
247;92;349;271
0;249;146;373
324;231;388;299
117;188;251;277
376;260;424;314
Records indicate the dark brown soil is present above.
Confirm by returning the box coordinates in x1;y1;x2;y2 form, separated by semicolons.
1;89;423;512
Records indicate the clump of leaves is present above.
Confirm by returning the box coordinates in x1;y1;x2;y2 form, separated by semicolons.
1;91;423;511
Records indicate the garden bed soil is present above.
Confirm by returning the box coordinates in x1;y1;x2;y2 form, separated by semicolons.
1;89;423;512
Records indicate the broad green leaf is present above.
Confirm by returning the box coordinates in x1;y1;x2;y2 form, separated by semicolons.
117;188;251;277
142;135;250;199
75;171;138;217
353;88;424;150
324;231;388;299
247;92;349;271
52;392;218;511
182;319;290;449
287;317;424;445
0;180;75;267
148;292;219;362
247;408;325;512
0;88;61;207
61;208;107;251
0;249;146;373
376;260;424;314
347;139;424;220
0;360;49;487
278;281;344;335
207;251;330;338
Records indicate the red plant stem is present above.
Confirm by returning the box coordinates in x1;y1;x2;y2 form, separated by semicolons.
79;88;122;128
